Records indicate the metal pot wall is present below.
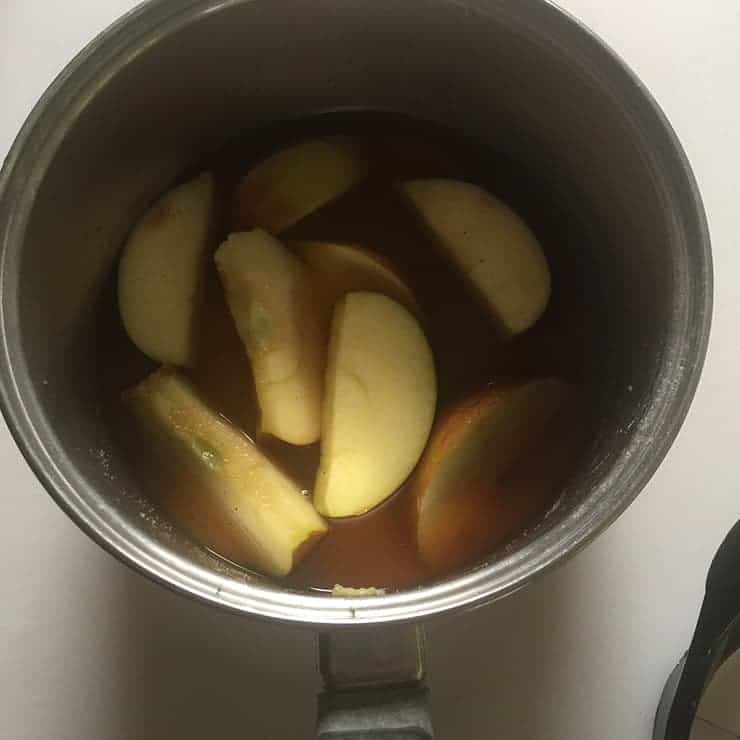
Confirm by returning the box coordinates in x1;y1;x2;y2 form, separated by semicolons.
0;1;712;736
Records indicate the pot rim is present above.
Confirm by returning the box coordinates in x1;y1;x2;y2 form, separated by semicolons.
0;0;712;626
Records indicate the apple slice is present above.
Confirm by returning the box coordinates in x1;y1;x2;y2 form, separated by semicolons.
315;292;437;518
232;137;369;233
118;172;215;366
293;240;416;313
215;229;325;445
126;368;327;577
416;379;567;567
331;585;386;597
399;178;551;335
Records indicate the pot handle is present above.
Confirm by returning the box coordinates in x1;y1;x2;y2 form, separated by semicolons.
316;624;434;739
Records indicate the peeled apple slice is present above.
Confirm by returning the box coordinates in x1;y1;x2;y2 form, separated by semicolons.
293;240;416;314
215;229;325;445
118;173;215;366
233;137;369;233
399;178;551;335
314;292;437;518
126;368;327;577
416;379;567;567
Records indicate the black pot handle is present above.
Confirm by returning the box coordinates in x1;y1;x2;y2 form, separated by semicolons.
654;519;740;739
316;625;434;739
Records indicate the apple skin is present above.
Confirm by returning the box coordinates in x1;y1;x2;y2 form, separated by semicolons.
314;291;437;518
214;229;326;446
399;178;551;336
118;172;215;366
125;368;327;577
292;240;416;314
415;379;567;569
231;137;369;234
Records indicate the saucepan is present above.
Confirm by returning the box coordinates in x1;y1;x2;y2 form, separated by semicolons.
0;0;712;736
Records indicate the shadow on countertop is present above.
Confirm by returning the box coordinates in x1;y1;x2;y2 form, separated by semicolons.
114;568;319;739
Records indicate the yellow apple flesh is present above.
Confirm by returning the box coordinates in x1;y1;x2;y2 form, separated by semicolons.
400;178;551;335
233;137;369;233
126;368;327;577
215;229;325;445
292;240;416;313
315;291;437;518
331;585;386;597
118;172;215;366
416;379;567;567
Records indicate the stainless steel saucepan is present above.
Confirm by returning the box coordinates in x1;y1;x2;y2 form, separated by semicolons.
0;1;712;736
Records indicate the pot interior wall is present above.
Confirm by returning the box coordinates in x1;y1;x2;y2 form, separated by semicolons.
9;0;697;592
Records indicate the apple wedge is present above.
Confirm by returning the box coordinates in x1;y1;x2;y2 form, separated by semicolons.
232;137;369;233
416;379;567;567
293;240;416;313
126;368;327;577
399;178;551;335
118;172;215;366
215;230;325;445
314;292;437;518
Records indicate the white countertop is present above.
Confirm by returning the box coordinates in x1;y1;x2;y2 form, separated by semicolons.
2;1;739;738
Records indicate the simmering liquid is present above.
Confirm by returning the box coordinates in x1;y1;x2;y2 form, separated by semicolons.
102;113;603;591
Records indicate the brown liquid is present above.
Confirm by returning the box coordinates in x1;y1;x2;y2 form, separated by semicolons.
102;114;603;591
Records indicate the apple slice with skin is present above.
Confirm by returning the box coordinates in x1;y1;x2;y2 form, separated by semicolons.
232;137;369;234
292;240;416;314
215;229;325;445
118;172;215;366
126;368;327;577
399;178;551;336
314;291;437;518
416;379;567;568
